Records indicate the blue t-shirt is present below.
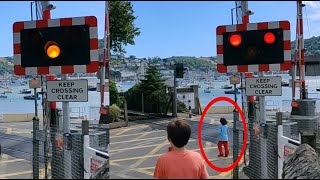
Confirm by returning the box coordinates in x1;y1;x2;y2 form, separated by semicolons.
219;124;229;141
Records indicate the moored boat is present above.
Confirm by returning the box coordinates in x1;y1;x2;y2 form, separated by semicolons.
224;90;240;94
23;95;40;100
221;85;233;89
19;89;32;94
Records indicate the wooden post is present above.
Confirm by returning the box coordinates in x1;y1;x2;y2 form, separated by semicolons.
124;100;128;126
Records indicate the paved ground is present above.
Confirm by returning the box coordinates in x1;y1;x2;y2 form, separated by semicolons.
109;113;241;179
0;120;102;179
0;122;52;179
0;122;33;179
0;111;276;179
0;154;33;179
0;122;33;160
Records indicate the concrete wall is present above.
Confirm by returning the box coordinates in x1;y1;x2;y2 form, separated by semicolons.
206;106;235;114
0;113;43;123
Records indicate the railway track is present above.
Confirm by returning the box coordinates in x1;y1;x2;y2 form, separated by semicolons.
0;133;33;161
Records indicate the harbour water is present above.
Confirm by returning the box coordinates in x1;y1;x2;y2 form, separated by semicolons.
1;75;320;115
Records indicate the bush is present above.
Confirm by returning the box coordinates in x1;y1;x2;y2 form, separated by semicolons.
110;104;121;122
177;101;188;113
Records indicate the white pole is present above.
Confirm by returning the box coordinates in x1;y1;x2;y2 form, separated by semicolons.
277;125;284;179
83;135;90;179
62;74;72;179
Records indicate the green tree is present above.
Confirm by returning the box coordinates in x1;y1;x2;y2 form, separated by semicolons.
125;83;143;111
109;80;123;107
125;66;169;113
140;66;165;95
177;101;188;113
0;62;13;75
110;70;121;82
109;1;141;55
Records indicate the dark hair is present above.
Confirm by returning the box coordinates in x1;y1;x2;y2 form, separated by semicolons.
167;119;191;148
220;118;228;125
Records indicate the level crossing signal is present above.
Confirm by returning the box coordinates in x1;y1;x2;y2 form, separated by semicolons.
175;63;184;78
13;16;99;75
223;29;284;66
20;25;90;67
216;21;292;73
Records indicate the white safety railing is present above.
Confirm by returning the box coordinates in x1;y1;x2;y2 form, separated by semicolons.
83;135;109;179
89;106;101;120
266;100;280;112
69;107;86;119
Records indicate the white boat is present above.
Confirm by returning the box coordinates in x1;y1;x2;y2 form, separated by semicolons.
221;84;233;89
206;81;214;89
0;92;7;98
203;84;211;93
19;89;32;94
204;88;211;93
3;87;13;93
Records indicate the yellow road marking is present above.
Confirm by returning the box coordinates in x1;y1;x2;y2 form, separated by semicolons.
135;169;154;176
110;139;196;152
130;133;150;142
210;119;218;125
150;120;171;125
112;173;133;179
111;146;218;162
110;156;234;178
6;128;12;134
129;139;168;168
0;171;32;178
111;130;165;138
110;161;153;177
111;124;150;133
112;128;134;136
112;156;233;171
209;171;232;179
110;143;168;153
210;157;244;179
130;156;233;171
0;159;26;164
110;136;165;145
138;167;155;170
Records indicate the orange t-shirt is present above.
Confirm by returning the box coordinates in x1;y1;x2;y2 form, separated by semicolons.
153;149;209;179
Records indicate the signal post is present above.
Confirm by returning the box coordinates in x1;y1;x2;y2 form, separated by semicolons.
216;3;292;177
13;11;99;178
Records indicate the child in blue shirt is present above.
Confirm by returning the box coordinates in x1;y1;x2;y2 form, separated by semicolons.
218;118;229;157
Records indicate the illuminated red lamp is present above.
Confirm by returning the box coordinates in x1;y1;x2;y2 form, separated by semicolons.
229;33;242;47
264;32;276;44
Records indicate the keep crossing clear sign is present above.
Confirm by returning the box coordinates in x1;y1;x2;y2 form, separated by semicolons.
245;76;282;96
47;79;88;102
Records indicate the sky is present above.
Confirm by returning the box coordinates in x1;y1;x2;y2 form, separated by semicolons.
1;1;320;58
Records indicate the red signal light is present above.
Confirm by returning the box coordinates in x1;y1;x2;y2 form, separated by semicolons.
229;34;242;47
264;32;276;44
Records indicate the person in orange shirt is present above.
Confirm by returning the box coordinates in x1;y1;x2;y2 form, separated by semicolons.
153;119;209;179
